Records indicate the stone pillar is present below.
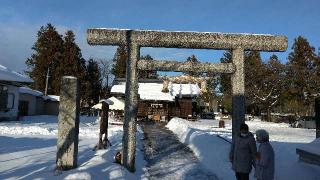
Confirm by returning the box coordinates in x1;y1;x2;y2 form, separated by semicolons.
231;48;245;143
122;31;139;172
315;97;320;138
56;76;80;170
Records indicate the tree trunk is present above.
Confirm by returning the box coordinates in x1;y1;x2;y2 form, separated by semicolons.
266;108;272;122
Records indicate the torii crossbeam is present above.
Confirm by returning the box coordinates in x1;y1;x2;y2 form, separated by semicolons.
87;28;287;172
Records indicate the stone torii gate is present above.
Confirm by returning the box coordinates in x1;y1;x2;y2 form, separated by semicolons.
87;28;287;172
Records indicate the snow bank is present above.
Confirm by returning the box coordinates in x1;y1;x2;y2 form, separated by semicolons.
0;115;122;138
166;118;320;180
166;118;233;179
298;138;320;156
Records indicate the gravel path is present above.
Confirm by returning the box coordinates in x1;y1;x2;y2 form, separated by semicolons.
140;122;218;180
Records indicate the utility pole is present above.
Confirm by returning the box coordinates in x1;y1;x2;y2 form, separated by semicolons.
45;67;50;96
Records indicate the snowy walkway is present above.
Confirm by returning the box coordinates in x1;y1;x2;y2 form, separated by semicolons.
141;122;218;180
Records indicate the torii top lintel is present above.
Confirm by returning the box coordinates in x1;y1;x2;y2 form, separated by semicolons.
87;28;288;52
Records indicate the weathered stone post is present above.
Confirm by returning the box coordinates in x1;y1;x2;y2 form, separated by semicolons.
315;97;320;138
231;48;245;142
122;31;139;172
56;76;80;170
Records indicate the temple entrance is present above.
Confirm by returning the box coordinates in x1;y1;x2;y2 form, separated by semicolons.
87;28;287;172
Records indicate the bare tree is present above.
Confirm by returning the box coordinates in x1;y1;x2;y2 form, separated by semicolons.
99;59;113;98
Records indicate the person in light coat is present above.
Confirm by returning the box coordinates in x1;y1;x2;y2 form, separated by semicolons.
255;129;275;180
230;123;257;180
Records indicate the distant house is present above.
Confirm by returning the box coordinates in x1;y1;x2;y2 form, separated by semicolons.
0;64;60;120
0;64;33;120
19;87;59;116
111;78;200;121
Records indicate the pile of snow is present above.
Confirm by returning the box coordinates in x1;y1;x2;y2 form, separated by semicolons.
0;64;33;83
166;118;233;179
166;118;320;180
111;82;199;101
0;116;122;138
298;138;320;156
0;115;148;179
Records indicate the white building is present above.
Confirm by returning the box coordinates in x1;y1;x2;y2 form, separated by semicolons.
0;64;60;120
0;64;33;120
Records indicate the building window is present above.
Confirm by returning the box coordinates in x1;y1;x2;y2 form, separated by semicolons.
0;85;8;110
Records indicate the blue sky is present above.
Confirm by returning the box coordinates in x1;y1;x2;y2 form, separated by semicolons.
0;0;319;73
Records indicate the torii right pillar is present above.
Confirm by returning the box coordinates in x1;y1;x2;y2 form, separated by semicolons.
231;48;245;142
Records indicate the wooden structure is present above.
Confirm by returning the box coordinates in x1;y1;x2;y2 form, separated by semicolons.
137;97;194;120
111;78;198;121
87;28;287;172
296;97;320;167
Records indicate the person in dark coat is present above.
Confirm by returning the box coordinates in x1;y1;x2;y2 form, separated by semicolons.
255;129;275;180
230;123;257;180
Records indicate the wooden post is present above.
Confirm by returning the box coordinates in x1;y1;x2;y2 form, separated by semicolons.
122;31;139;172
94;101;111;150
231;48;245;143
56;76;80;170
315;97;320;138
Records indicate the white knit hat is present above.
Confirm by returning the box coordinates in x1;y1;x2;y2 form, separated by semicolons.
255;129;269;141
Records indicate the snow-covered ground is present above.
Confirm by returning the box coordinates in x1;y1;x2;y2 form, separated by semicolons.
166;118;320;180
0;115;148;180
1;115;319;180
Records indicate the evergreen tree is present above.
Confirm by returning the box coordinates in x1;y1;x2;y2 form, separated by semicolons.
112;46;127;78
219;50;232;94
286;36;318;115
218;50;233;112
256;55;285;121
183;55;202;77
25;24;64;94
57;30;86;98
83;59;102;107
139;54;157;79
244;51;265;114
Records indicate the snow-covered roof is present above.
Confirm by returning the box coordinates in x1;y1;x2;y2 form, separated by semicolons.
43;95;60;102
0;64;33;83
19;87;60;102
92;96;125;110
19;87;43;97
111;82;200;101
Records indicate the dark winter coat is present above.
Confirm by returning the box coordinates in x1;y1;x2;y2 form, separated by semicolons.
229;132;257;173
255;142;275;180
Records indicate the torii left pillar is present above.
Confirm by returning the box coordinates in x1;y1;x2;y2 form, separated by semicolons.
56;76;80;170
